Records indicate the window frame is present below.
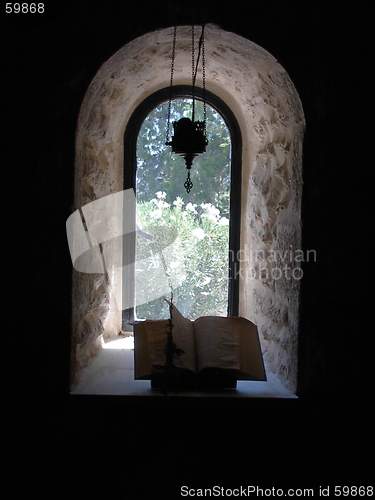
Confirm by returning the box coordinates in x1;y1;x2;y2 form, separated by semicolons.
122;85;242;329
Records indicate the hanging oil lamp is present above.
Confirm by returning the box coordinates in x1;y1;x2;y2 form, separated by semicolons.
165;25;208;193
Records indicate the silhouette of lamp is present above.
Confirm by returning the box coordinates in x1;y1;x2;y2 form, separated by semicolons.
165;24;208;193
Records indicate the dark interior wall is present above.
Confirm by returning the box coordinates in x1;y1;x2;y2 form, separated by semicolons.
4;0;372;486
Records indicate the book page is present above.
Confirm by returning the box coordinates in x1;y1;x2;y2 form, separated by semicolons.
194;316;266;380
134;306;196;375
235;317;266;380
194;316;241;372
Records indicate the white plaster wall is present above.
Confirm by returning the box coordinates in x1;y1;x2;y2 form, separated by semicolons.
72;25;305;391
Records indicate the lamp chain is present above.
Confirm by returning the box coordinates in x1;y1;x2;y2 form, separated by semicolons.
165;26;177;145
202;24;207;134
192;24;196;123
191;25;206;127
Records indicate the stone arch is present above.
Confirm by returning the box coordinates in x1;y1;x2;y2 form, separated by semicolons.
72;24;305;392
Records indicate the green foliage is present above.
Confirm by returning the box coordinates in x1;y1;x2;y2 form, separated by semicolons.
136;193;230;320
135;98;231;320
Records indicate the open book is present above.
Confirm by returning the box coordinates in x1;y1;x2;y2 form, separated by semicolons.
134;305;266;388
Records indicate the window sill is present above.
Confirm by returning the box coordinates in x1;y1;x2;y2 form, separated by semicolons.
71;337;296;399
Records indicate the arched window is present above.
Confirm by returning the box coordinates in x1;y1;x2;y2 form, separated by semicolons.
71;25;304;393
123;86;242;328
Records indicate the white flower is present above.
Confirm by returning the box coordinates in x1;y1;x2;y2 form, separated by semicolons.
192;228;205;240
219;216;229;226
173;197;184;208
207;205;220;217
155;191;167;200
200;203;220;222
200;202;211;210
185;202;197;214
150;209;162;219
156;200;170;209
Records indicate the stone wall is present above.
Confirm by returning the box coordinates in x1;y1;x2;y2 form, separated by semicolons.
71;25;305;390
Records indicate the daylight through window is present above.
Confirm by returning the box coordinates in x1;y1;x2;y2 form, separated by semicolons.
134;97;233;321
